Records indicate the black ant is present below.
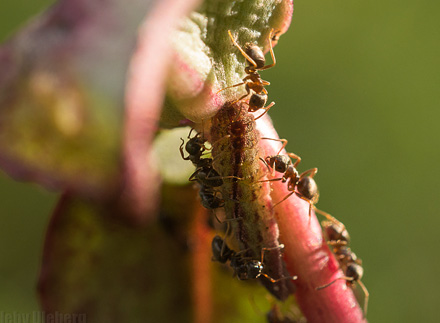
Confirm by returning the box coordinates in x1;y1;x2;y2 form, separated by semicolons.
260;138;345;227
260;138;318;217
211;235;297;283
189;157;241;188
181;128;241;188
179;128;209;166
317;222;369;316
322;220;350;247
199;185;225;210
316;252;368;316
217;29;277;120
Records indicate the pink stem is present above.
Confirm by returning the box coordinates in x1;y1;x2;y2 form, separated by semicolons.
257;116;366;323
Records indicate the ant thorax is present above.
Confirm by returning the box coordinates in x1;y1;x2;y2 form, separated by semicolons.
211;235;234;264
283;166;300;186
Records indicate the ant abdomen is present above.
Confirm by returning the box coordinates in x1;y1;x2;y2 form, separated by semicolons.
297;176;319;201
244;43;265;69
346;263;363;282
211;235;234;264
248;93;267;112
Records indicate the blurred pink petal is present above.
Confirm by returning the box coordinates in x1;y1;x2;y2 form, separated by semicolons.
122;0;202;221
0;0;159;196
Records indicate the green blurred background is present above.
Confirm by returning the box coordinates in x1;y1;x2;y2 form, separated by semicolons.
0;0;439;322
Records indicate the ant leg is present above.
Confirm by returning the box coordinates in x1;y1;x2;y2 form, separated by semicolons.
357;280;369;316
223;175;243;181
259;157;271;172
211;208;226;225
254;101;275;121
188;168;201;182
286;152;301;168
216;82;246;95
210;134;231;148
187;127;196;139
260;273;297;283
259;29;277;70
228;30;258;68
273;191;295;208
294;192;314;219
258;156;279;179
215;216;242;241
205;174;243;184
234;248;251;258
179;138;189;160
299;167;318;179
232;91;251;105
260;244;285;263
316;278;338;290
260;137;288;156
229;91;252;124
314;207;345;230
316;276;354;290
231;92;252;123
259;177;284;183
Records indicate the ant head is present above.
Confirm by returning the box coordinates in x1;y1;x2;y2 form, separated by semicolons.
324;221;350;243
345;263;364;282
248;93;268;112
211;235;233;264
297;176;319;201
237;260;263;280
275;155;291;172
185;136;205;156
244;43;265;69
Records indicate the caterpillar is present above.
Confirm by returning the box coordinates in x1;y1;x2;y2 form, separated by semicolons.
210;100;295;301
